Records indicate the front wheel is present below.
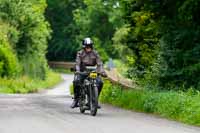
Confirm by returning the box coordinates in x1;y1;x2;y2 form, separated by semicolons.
89;86;99;116
80;106;85;113
79;88;86;114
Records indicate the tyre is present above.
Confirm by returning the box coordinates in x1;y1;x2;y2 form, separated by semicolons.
90;86;98;116
80;106;85;113
79;90;85;114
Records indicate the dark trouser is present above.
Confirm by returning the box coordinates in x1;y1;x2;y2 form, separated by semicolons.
73;74;103;100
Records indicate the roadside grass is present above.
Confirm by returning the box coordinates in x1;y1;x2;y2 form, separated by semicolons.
70;84;74;95
100;80;200;126
0;70;62;94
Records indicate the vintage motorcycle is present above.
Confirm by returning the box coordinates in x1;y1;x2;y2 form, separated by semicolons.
75;66;101;116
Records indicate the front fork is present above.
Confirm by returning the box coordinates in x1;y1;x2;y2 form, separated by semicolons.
81;79;98;108
88;79;98;103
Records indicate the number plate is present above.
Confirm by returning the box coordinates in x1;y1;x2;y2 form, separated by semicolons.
89;72;97;78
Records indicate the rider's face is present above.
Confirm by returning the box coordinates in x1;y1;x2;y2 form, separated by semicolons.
85;47;92;52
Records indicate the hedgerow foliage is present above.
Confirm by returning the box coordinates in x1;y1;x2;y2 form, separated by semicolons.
0;0;51;79
46;0;200;89
113;0;200;90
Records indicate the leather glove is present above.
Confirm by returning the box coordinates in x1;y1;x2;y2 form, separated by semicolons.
75;70;80;75
101;72;107;77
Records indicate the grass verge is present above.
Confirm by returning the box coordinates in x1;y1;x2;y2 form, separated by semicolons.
0;70;62;94
100;80;200;126
70;84;74;95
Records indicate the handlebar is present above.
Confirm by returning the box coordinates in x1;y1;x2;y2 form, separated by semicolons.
75;71;89;76
75;71;107;77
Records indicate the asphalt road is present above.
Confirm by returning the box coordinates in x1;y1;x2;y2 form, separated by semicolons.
0;74;200;133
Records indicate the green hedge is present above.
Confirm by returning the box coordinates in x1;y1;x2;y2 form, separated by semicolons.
100;80;200;126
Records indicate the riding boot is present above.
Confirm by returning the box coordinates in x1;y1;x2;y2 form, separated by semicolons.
71;86;80;108
71;99;78;108
97;83;103;109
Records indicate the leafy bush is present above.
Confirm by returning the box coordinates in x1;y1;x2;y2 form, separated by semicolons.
0;0;51;79
0;35;20;77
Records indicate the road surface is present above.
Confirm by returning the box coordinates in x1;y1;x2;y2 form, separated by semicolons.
0;74;199;133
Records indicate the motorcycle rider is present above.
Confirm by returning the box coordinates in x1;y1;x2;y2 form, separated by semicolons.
71;37;107;108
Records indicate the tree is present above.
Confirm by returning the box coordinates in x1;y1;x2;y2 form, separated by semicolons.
73;0;124;61
46;0;84;61
116;0;200;89
113;0;159;79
